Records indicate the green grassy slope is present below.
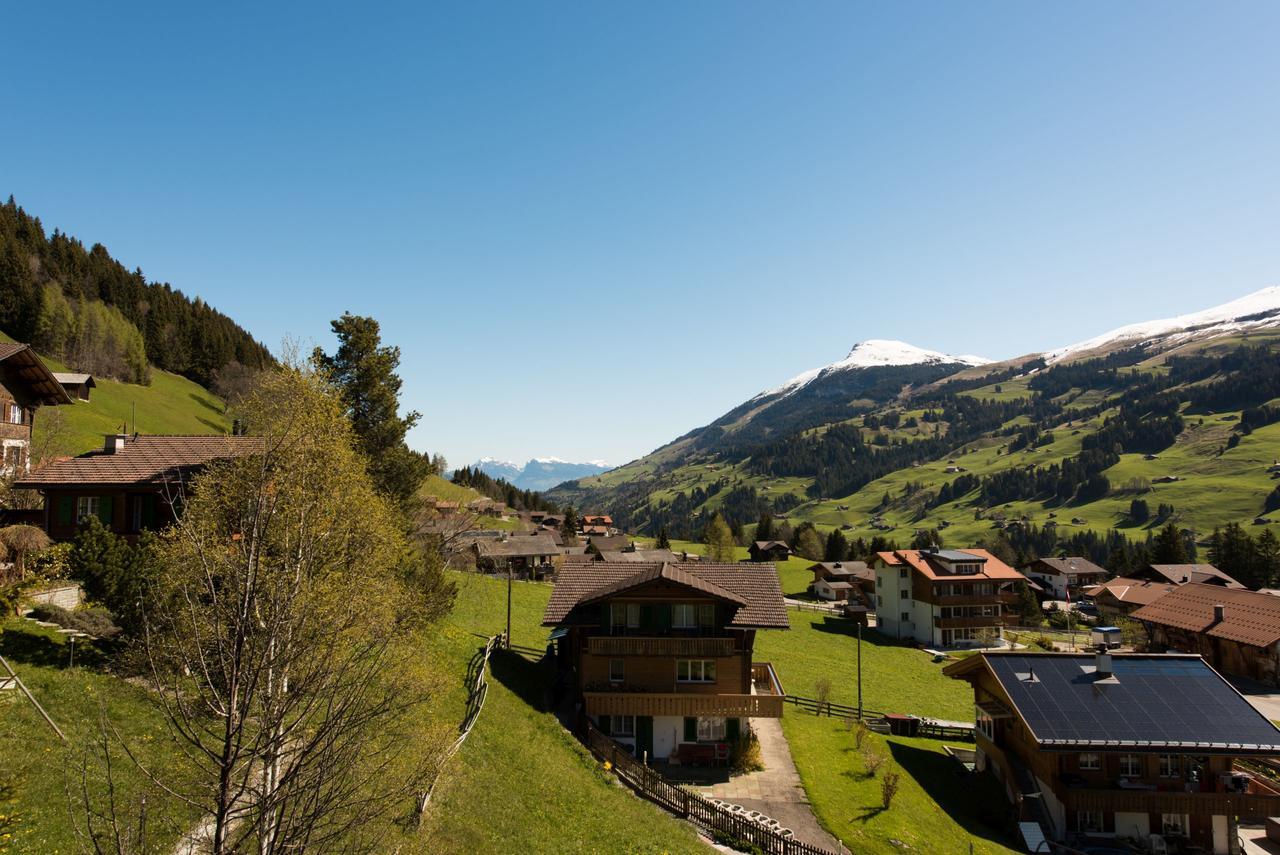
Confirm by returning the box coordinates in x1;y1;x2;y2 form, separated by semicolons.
0;331;230;458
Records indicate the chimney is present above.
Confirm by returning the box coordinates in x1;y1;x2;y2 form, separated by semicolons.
1095;651;1112;680
103;433;127;454
1213;604;1226;625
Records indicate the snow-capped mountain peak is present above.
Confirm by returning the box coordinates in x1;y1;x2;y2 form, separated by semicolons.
466;457;612;491
760;339;992;399
1045;286;1280;363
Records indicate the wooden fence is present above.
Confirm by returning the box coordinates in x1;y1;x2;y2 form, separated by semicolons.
784;694;974;741
582;721;841;855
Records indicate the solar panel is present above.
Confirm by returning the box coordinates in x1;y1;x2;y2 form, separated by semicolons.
988;655;1280;750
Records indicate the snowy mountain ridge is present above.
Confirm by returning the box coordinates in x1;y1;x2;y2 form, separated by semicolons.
760;339;992;399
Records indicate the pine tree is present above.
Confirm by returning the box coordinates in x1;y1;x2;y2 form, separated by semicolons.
312;313;430;505
656;527;671;550
824;528;849;562
1151;522;1187;564
756;512;773;542
561;507;579;546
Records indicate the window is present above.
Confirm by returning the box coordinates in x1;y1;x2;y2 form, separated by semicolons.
1076;810;1103;833
673;604;696;628
626;603;640;629
696;717;726;741
8;404;23;425
698;603;715;628
76;496;100;523
609;659;624;683
1078;753;1100;770
677;660;716;683
898;568;908;579
1119;754;1141;777
1161;813;1186;836
900;612;910;623
1159;754;1181;778
610;603;626;633
975;707;994;741
612;715;636;737
900;589;910;600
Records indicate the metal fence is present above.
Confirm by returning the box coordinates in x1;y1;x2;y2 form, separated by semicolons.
582;720;841;855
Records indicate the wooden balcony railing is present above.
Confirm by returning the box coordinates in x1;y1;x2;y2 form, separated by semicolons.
583;691;784;718
752;661;785;698
933;593;1019;607
587;636;735;657
1068;787;1280;817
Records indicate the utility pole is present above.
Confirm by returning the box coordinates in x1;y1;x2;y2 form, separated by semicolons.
506;564;513;649
857;620;863;720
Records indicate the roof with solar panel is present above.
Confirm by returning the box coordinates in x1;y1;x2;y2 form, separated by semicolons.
945;652;1280;754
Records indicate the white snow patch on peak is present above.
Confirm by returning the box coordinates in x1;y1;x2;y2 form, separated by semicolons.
587;459;610;467
758;339;992;399
477;456;517;466
532;456;566;464
1045;286;1280;364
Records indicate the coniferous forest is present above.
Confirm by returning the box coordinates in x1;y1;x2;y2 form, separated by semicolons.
0;198;272;385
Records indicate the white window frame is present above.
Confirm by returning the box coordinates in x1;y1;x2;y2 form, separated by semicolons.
900;588;910;600
1161;813;1187;836
77;496;100;523
1159;754;1181;778
609;658;624;683
900;611;910;623
673;604;697;629
975;707;994;741
612;715;636;737
1119;754;1141;777
696;717;726;741
1076;809;1104;833
1079;753;1101;771
676;659;716;683
626;603;640;629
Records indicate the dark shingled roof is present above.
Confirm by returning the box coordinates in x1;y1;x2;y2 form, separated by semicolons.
474;534;558;559
1131;582;1280;648
1141;563;1244;588
15;435;262;488
946;652;1280;753
0;343;73;405
1029;556;1107;578
543;562;789;629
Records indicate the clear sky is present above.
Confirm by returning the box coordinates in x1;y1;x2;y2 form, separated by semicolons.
4;3;1280;468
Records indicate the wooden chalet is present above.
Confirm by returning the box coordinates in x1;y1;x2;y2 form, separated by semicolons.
807;561;874;604
0;343;72;476
748;540;791;563
1021;556;1108;600
1131;583;1280;685
15;433;262;542
473;533;558;577
1131;563;1244;589
946;651;1280;854
544;561;788;764
1083;576;1179;621
873;548;1026;648
52;372;96;401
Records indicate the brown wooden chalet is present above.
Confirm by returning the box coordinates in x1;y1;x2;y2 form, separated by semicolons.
748;540;791;562
544;561;787;763
1131;583;1280;685
946;651;1280;854
1020;556;1108;600
52;372;96;401
807;561;873;604
1083;576;1179;620
0;343;72;475
1131;563;1244;589
14;433;262;541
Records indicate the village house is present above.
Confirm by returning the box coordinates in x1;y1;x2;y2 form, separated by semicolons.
1131;583;1280;685
52;371;95;401
1131;563;1244;589
1020;556;1109;600
945;650;1280;853
472;533;558;577
748;540;791;563
0;343;72;476
588;533;631;554
1084;577;1179;621
873;548;1026;648
15;433;262;541
543;561;788;764
581;514;613;529
807;561;874;604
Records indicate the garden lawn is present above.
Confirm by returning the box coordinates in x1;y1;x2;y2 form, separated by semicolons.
783;715;1021;855
756;607;973;719
407;572;707;854
0;620;203;855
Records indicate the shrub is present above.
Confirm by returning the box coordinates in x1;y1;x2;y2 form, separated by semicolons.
28;603;121;639
1035;635;1056;651
881;768;901;808
861;745;884;778
853;720;870;749
711;830;765;855
730;734;764;774
814;677;832;714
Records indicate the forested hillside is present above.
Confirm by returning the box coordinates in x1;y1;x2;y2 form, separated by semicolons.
0;197;271;386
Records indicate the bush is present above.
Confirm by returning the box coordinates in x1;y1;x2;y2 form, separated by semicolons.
711;830;764;855
861;745;884;778
730;733;764;774
881;768;901;808
28;603;121;639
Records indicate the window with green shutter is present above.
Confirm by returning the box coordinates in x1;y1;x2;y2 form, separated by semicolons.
683;717;697;742
599;715;611;736
97;496;113;525
726;718;740;742
57;495;74;525
142;494;157;527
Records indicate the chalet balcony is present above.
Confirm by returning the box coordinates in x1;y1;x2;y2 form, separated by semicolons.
587;636;736;657
583;662;785;719
933;593;1019;607
934;615;1010;629
1067;787;1280;817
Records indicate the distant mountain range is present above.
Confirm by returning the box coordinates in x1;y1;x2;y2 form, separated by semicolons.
468;457;612;491
548;286;1280;561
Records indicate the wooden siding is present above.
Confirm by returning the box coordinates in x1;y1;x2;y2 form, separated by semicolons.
580;649;749;694
587;636;736;657
1068;788;1280;816
584;691;783;718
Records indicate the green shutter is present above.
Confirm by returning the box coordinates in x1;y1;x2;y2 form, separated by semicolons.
97;497;113;525
657;604;672;632
726;718;741;742
640;604;655;631
57;495;74;525
142;494;157;527
683;717;697;742
599;715;611;736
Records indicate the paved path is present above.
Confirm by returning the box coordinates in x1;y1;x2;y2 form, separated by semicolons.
1228;675;1280;722
694;716;846;854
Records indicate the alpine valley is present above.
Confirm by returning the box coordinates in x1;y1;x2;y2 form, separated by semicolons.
548;288;1280;561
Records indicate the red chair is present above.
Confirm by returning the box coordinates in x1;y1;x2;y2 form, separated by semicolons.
714;743;731;766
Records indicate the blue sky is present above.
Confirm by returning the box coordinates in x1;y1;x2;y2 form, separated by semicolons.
4;2;1280;468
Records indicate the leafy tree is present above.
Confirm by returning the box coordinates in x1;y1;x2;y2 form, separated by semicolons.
1151;522;1188;564
656;527;671;550
313;313;430;505
67;518;157;637
703;513;736;563
1128;498;1150;524
824;528;848;562
795;527;824;562
910;528;943;550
